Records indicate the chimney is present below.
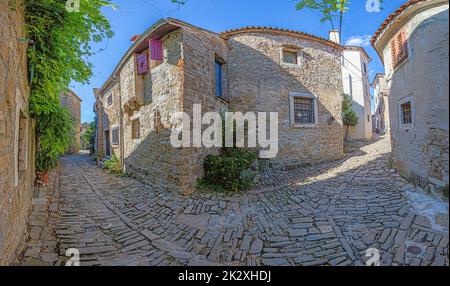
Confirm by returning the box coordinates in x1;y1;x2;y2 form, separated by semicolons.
329;30;340;44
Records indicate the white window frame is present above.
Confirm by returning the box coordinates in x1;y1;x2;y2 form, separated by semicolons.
281;47;302;67
398;96;415;130
289;92;319;128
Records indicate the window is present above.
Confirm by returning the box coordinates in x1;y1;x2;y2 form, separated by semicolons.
348;75;353;98
215;59;223;97
112;127;119;145
401;102;412;124
289;92;318;127
282;50;298;65
390;29;408;68
363;63;367;74
367;115;370;123
131;119;140;139
398;97;414;128
107;93;113;106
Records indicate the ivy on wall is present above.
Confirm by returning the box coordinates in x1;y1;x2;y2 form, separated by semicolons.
24;0;114;171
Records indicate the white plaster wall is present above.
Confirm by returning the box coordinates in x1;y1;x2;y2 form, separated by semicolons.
342;49;372;139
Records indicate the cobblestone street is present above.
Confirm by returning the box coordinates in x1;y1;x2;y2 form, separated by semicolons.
20;135;449;266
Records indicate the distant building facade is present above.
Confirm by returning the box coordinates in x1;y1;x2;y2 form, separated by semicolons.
372;0;449;189
330;31;373;140
94;18;345;194
60;90;82;154
372;73;389;135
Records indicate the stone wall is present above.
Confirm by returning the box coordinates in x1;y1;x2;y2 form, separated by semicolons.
0;0;35;265
227;32;344;168
122;29;189;193
381;4;449;188
181;26;230;192
100;82;121;157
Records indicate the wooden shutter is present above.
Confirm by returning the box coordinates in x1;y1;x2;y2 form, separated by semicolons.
391;29;408;68
136;53;148;75
397;30;408;64
150;39;163;61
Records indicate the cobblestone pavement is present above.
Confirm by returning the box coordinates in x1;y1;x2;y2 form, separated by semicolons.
20;136;449;266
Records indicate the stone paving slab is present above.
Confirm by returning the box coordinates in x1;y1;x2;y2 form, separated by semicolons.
19;136;449;266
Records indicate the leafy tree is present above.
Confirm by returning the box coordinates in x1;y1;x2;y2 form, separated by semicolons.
24;0;114;172
295;0;383;37
81;121;95;151
342;93;358;139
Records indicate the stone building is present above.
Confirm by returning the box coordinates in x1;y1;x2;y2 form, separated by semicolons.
60;89;82;154
329;31;373;140
372;0;449;189
94;18;344;194
0;1;36;265
372;73;390;135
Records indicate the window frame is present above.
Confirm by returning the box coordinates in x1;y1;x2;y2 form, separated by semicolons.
289;92;319;128
111;126;120;145
398;96;415;130
107;92;113;107
281;46;302;67
214;56;225;98
131;118;141;140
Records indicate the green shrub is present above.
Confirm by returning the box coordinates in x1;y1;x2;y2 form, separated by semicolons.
202;149;257;192
103;155;124;175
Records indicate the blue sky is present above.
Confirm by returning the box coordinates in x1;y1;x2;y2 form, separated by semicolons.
72;0;405;123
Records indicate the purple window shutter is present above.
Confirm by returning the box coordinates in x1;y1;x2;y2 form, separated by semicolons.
136;53;148;74
150;39;163;61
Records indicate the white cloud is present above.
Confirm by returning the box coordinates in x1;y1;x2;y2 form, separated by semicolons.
345;35;372;47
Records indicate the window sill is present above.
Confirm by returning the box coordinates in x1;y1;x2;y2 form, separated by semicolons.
282;62;301;68
291;123;318;129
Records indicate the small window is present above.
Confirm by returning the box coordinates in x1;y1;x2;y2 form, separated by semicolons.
131;119;140;139
112;127;119;145
289;92;318;127
367;115;370;122
107;93;113;106
283;50;298;65
363;62;367;74
400;101;412;125
215;59;223;97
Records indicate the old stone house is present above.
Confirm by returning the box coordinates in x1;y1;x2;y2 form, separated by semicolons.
372;73;390;135
372;0;449;189
60;89;82;154
94;18;344;194
329;31;373;140
0;1;36;265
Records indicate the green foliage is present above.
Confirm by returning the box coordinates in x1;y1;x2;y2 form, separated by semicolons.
81;121;95;151
201;149;258;193
103;155;124;175
295;0;349;25
36;102;74;171
24;0;113;172
342;93;358;127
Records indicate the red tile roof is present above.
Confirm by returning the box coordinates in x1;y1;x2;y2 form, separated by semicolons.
371;0;425;46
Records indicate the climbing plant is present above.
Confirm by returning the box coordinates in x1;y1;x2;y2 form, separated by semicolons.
24;0;114;172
